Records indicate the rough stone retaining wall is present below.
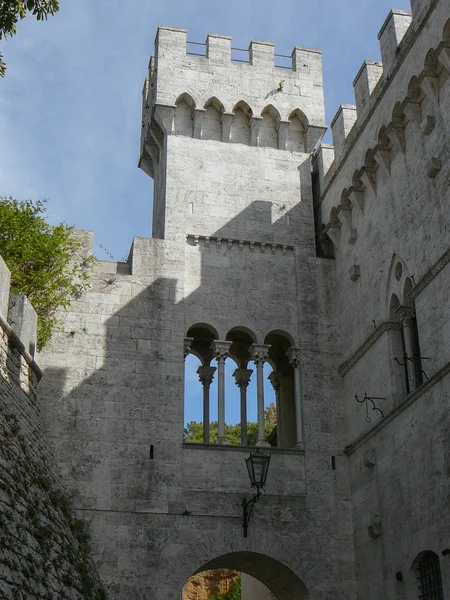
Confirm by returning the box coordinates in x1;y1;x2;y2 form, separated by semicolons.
0;255;105;600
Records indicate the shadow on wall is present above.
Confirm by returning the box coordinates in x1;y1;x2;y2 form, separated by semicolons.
36;194;320;596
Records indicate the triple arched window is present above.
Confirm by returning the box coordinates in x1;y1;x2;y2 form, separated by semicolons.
183;324;304;449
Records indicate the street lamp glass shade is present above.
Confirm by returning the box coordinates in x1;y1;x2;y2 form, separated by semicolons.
245;450;271;489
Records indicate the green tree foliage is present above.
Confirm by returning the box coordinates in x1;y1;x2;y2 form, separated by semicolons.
0;197;91;349
185;403;276;445
0;0;59;76
208;576;241;600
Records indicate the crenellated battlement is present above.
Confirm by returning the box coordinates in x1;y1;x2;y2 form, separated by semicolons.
314;0;446;189
153;26;322;79
139;26;326;179
313;0;449;256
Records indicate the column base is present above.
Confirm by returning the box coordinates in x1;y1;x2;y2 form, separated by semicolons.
256;439;270;447
216;437;228;445
294;441;304;450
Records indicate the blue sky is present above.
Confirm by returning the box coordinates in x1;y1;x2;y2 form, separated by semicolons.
0;0;412;427
1;0;411;260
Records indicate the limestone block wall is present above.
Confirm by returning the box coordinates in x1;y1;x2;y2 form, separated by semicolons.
37;231;356;599
313;0;450;596
150;26;325;128
140;27;326;240
163;136;312;244
0;256;104;600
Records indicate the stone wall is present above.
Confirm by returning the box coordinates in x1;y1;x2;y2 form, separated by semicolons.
0;255;105;600
314;0;450;597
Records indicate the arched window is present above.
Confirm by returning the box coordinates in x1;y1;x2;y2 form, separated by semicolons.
264;330;301;449
175;93;195;136
203;98;223;141
387;257;423;395
231;101;252;145
413;551;444;600
287;110;306;152
259;106;279;149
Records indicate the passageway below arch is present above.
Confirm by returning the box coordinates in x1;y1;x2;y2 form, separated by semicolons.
187;551;308;600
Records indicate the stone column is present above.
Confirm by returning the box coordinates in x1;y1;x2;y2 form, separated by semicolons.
396;306;418;392
197;366;216;443
211;341;232;444
249;344;271;446
286;347;303;448
233;368;253;446
268;371;282;448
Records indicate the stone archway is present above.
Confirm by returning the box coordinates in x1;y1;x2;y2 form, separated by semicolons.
186;551;308;600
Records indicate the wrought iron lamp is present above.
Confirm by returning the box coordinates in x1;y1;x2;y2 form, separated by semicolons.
242;448;271;537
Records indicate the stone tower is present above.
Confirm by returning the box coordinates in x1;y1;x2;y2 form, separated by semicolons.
37;26;356;600
35;1;450;597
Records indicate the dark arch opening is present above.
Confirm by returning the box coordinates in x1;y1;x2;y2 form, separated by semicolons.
225;327;257;367
263;331;295;449
186;323;219;364
191;551;308;600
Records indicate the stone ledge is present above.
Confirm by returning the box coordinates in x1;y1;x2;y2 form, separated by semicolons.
409;247;450;299
0;312;42;379
182;442;303;455
186;234;295;255
345;360;450;456
338;321;402;377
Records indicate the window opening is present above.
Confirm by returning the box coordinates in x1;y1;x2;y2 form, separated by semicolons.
416;552;444;600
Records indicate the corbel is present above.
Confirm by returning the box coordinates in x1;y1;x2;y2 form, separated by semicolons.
388;123;405;153
373;145;391;176
348;183;365;215
154;103;176;135
277;120;290;151
420;115;436;136
336;205;357;245
221;112;234;143
360;166;377;198
437;45;450;73
148;125;163;151
403;99;422;128
144;141;159;164
323;219;341;248
420;71;439;103
193;108;206;139
250;116;263;147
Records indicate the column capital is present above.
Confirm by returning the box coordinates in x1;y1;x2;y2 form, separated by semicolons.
197;365;216;387
210;340;232;364
268;371;281;391
394;305;415;325
249;343;271;367
184;337;194;358
286;346;301;368
233;368;253;389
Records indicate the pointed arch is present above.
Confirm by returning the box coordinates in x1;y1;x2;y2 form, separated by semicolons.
259;105;280;149
203;97;223;141
424;48;437;71
287;109;307;152
407;75;421;100
378;125;390;148
340;188;351;208
175;93;195;136
392;102;405;126
231;101;252;145
443;19;450;43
